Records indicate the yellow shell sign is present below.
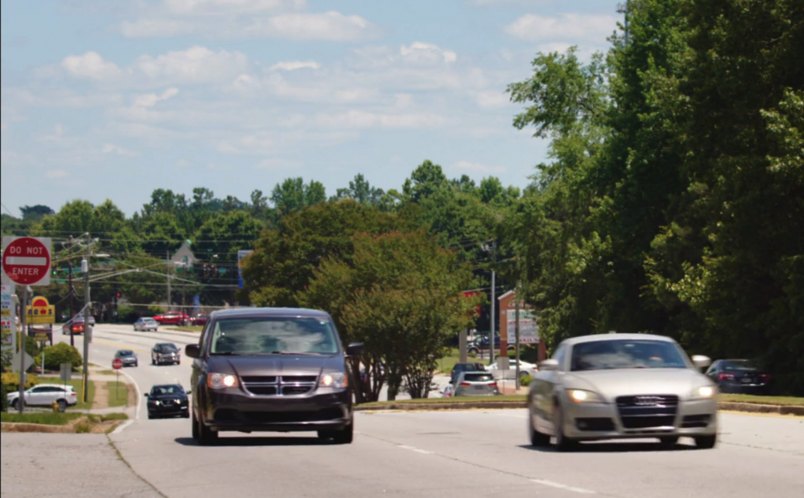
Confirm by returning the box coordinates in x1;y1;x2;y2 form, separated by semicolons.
26;296;56;325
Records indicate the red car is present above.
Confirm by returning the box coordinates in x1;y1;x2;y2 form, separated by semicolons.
187;313;209;326
153;311;189;325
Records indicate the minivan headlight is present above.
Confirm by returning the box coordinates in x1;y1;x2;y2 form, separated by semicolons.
207;372;239;390
319;371;348;390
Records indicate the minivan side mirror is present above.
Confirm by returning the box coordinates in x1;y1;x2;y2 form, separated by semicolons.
346;342;364;357
185;344;200;359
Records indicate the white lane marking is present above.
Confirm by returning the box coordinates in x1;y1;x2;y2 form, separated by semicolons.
398;444;433;455
530;479;596;495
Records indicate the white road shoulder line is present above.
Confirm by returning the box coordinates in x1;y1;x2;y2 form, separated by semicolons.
530;478;596;495
398;444;433;455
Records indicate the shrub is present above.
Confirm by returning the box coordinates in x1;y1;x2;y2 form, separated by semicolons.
38;343;82;371
2;372;40;392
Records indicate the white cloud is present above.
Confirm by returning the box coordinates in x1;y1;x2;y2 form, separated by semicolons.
315;110;445;129
120;19;196;38
45;169;70;179
244;11;376;41
400;42;457;65
165;0;303;15
270;61;321;71
101;143;136;156
135;46;249;84
452;160;506;175
61;52;122;81
133;87;180;108
473;90;509;109
505;13;617;43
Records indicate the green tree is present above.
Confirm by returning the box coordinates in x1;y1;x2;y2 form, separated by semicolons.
244;200;403;307
301;231;476;401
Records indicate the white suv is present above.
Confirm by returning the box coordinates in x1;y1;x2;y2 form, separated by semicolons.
7;384;78;411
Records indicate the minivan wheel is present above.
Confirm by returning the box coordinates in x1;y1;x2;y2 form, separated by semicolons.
57;400;68;412
191;413;200;440
197;418;218;445
333;423;354;444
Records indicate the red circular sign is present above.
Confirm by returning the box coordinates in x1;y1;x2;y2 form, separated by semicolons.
112;358;123;370
2;237;51;285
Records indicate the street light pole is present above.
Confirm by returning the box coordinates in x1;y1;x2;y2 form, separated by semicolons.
81;256;90;403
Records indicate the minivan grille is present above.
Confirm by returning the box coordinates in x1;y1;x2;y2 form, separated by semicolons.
241;375;318;396
616;394;679;429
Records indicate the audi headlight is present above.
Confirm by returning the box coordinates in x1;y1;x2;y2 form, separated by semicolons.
319;371;348;390
692;385;716;399
566;388;604;403
207;372;239;390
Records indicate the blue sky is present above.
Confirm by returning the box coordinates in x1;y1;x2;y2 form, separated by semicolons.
1;0;623;218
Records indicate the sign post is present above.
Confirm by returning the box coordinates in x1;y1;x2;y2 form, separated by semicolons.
2;237;51;413
2;237;52;286
112;357;122;399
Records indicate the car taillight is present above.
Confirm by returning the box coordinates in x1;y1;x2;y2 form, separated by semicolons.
459;382;471;387
759;373;771;382
489;381;497;388
718;373;735;381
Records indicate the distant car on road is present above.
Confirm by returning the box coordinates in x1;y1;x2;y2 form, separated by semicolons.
151;342;181;365
133;317;159;332
153;310;189;325
145;384;190;419
186;313;209;326
7;384;78;412
467;335;515;355
61;314;95;335
453;371;499;397
527;333;718;451
705;359;771;394
449;362;487;385
114;349;138;367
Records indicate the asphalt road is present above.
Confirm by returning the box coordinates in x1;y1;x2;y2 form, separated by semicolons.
3;324;804;497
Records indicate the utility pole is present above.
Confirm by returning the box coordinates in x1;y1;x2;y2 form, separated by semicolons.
489;241;497;366
81;255;90;403
166;250;171;309
68;263;75;347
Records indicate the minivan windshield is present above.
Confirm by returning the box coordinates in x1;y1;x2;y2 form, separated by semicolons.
209;316;339;355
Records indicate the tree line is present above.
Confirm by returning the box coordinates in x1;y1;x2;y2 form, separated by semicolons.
2;0;801;395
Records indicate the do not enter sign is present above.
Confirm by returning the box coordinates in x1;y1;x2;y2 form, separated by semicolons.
2;237;52;286
112;358;123;370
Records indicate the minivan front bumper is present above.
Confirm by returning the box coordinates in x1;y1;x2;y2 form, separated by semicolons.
200;389;352;433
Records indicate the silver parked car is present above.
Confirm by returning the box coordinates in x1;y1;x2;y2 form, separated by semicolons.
453;371;499;397
7;383;78;412
134;317;159;332
527;333;718;450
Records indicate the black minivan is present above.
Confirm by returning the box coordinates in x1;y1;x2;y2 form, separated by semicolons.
185;307;362;445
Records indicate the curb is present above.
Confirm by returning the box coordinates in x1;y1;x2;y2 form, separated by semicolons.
356;400;804;416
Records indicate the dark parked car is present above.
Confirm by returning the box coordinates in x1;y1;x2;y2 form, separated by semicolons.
145;384;190;419
449;362;487;385
185;307;363;445
151;342;181;365
114;349;138;367
467;335;515;355
705;359;771;394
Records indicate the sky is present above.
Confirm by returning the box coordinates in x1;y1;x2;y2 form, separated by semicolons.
1;0;623;219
